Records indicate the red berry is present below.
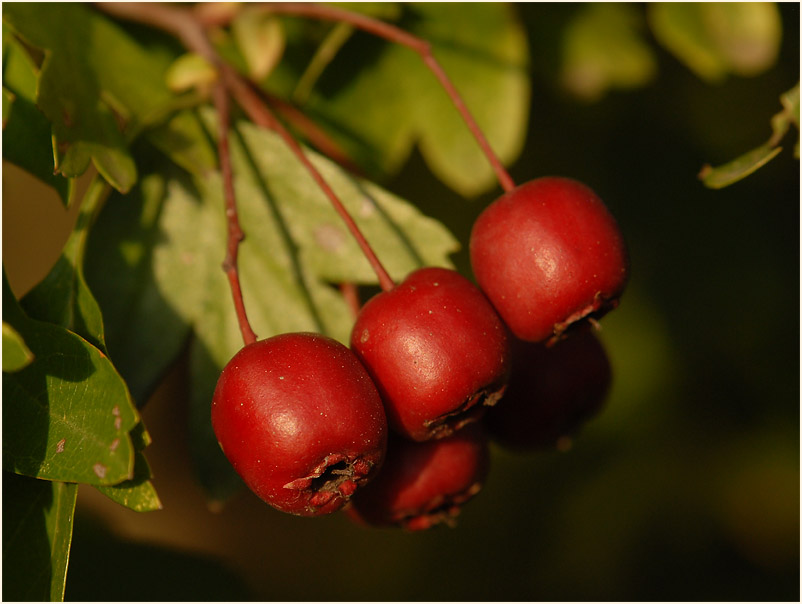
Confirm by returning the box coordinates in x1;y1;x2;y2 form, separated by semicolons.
484;326;611;450
347;425;490;530
470;177;629;343
211;333;387;516
350;267;510;442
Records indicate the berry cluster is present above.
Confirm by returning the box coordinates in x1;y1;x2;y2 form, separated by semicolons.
212;175;629;529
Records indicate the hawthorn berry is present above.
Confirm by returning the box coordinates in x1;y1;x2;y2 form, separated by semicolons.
347;424;490;530
470;176;629;343
484;326;611;450
350;267;510;442
211;333;387;516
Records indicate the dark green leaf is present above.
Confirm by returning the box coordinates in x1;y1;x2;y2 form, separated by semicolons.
3;273;138;485
2;472;78;602
560;3;657;101
85;172;192;406
1;32;72;203
3;321;33;372
22;176;110;352
301;3;530;196
3;3;137;191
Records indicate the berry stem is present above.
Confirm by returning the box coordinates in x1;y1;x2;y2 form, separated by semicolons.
198;2;517;194
222;73;395;292
214;83;258;346
96;2;396;293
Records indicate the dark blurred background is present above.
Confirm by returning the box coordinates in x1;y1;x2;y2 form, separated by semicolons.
3;3;799;601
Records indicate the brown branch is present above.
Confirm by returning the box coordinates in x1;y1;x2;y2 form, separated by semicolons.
198;1;517;193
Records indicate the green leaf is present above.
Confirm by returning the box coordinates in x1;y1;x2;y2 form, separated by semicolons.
561;3;657;101
94;423;162;512
86;114;458;501
3;3;137;192
649;2;781;82
166;53;218;94
3;272;138;485
3;321;34;372
232;9;286;81
699;144;783;189
700;82;800;188
146;109;219;179
2;472;78;602
2;32;72;204
2;86;13;126
22;176;110;352
302;3;530;196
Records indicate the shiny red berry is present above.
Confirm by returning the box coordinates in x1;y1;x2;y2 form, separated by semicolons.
470;176;629;343
211;333;387;516
484;326;612;450
350;267;510;442
347;424;490;530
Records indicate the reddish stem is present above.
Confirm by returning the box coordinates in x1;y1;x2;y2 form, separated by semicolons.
222;71;395;292
339;282;362;319
214;83;258;346
96;2;396;294
202;2;517;193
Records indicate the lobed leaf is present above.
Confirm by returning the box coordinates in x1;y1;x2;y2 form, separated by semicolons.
649;2;781;82
560;3;657;101
299;3;530;197
86;113;459;501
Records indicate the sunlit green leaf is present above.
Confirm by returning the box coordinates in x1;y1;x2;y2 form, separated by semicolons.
166;53;218;94
649;2;781;82
699;144;783;189
3;273;138;486
561;3;657;101
86;113;458;501
233;9;285;81
2;472;78;602
3;322;34;372
701;82;799;188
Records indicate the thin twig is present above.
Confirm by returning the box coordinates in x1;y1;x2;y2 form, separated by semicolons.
198;1;518;193
97;2;259;345
214;83;258;346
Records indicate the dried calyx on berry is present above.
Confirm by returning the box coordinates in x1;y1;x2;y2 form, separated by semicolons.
350;267;510;442
211;333;388;517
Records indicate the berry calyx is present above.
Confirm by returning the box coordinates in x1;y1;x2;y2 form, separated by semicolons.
469;176;629;343
347;425;490;530
484;326;612;451
350;267;510;442
211;333;387;516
